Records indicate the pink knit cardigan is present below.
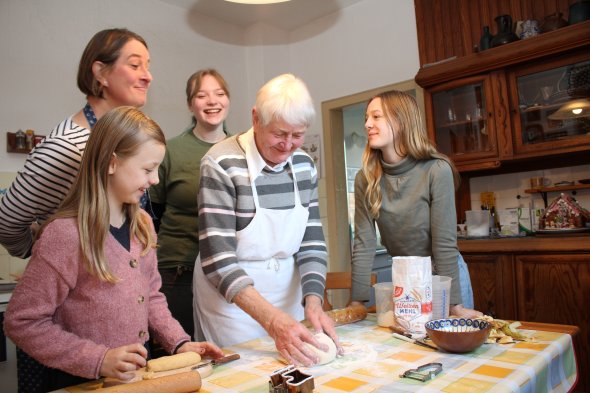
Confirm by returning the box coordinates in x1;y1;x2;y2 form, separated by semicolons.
3;216;190;379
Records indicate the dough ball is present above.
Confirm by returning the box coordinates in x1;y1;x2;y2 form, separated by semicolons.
303;332;337;365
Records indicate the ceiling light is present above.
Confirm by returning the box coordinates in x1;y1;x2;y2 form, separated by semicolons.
548;99;590;120
224;0;291;4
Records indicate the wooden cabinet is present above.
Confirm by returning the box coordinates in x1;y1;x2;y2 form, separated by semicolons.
420;48;590;172
416;21;590;173
460;236;590;392
414;0;576;68
514;253;590;324
509;53;590;157
463;254;515;319
416;22;590;221
427;75;500;164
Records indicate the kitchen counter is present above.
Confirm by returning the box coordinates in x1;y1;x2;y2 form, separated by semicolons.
458;234;590;253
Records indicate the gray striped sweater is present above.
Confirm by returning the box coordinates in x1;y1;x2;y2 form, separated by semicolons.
197;129;327;303
0;117;90;258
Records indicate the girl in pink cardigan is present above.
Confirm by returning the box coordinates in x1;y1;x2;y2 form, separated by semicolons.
4;107;223;391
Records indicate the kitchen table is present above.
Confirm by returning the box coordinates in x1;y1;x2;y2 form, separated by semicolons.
58;314;578;393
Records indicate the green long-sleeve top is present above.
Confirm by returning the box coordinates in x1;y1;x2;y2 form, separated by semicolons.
351;157;462;305
150;127;219;269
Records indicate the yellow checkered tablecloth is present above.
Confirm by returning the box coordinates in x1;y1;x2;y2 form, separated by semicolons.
202;315;577;393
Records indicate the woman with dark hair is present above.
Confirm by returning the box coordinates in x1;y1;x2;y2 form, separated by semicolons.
0;28;153;260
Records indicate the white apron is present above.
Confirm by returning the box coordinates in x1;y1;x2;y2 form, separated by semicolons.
193;152;309;347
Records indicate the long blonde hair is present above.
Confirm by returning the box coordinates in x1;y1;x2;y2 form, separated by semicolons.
46;107;165;283
361;91;459;219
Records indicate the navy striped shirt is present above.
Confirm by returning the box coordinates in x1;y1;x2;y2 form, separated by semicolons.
0;117;89;257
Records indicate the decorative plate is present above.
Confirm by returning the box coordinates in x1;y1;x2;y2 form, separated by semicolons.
425;318;489;332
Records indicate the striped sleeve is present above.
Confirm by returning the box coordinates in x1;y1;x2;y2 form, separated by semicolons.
197;146;327;304
197;153;254;302
0;118;88;258
292;153;328;304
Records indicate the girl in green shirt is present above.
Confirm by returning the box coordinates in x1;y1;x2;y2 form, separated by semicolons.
150;69;230;340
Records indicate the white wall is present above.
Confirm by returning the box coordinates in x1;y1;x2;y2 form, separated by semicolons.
290;0;418;107
0;0;417;172
0;0;253;172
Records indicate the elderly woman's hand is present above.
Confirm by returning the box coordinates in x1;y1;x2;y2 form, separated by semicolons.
266;308;324;367
304;295;342;355
233;287;336;366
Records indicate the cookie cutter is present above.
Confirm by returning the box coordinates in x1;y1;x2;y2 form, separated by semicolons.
400;362;443;382
268;365;315;393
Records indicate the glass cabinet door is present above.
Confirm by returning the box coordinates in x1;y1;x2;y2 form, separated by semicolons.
512;55;590;153
430;77;496;162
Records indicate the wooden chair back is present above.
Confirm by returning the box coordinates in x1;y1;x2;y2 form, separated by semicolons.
323;271;377;312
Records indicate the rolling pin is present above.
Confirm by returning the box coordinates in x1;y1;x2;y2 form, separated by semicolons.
97;371;201;392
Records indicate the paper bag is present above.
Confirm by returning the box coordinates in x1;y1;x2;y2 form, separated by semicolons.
391;256;433;335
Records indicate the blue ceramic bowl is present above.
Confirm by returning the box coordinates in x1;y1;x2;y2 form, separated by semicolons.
425;318;491;353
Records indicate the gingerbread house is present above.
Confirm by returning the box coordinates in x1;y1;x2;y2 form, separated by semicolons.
539;193;590;230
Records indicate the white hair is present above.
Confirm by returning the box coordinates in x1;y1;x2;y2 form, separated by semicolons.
255;74;315;128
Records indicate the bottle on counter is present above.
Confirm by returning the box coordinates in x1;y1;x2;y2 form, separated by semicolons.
489;206;501;236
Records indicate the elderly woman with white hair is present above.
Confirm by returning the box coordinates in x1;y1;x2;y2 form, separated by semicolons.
193;74;336;366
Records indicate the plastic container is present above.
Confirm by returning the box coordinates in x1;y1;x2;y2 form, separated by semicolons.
432;275;452;320
373;282;394;327
466;210;490;237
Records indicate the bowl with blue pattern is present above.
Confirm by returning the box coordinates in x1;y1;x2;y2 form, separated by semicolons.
425;318;491;353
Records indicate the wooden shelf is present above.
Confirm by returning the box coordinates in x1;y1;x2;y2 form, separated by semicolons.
437;117;486;128
524;184;590;194
6;131;44;154
520;102;563;113
524;183;590;207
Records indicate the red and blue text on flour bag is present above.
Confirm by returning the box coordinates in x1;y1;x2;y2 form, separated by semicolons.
391;256;433;334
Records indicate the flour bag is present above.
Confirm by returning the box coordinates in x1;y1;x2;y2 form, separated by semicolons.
391;256;433;335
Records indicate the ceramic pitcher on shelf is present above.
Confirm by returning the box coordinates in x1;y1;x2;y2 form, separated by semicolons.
490;14;519;47
540;12;568;33
520;19;540;39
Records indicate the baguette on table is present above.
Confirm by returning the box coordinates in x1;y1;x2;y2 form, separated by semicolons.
326;304;368;326
303;304;368;328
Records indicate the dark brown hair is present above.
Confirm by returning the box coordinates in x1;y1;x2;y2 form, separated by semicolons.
77;28;148;98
